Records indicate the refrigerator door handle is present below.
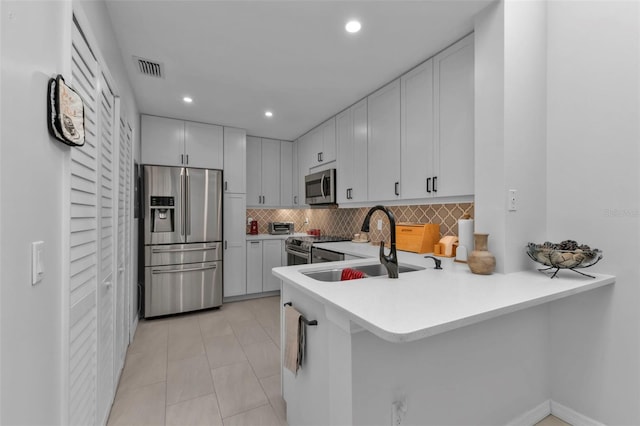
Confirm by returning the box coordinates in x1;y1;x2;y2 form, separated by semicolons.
185;169;191;236
180;171;186;236
151;246;218;254
152;264;217;274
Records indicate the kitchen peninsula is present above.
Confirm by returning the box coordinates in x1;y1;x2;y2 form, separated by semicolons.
273;247;614;425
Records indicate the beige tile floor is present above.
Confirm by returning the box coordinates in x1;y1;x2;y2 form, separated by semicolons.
536;415;572;426
107;295;572;426
107;296;286;426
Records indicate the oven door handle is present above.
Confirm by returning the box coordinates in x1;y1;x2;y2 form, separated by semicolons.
285;247;308;257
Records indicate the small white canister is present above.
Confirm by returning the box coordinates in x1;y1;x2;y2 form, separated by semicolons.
456;213;474;262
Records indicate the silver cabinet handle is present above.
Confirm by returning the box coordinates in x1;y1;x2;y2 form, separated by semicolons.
394;182;400;196
250;241;260;245
152;246;218;253
152;264;217;274
224;181;228;191
294;195;298;204
224;241;228;250
181;154;184;164
185;154;189;164
433;176;438;192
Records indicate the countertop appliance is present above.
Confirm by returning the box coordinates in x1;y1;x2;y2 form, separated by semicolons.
285;235;351;265
268;222;294;235
142;165;223;318
305;169;336;205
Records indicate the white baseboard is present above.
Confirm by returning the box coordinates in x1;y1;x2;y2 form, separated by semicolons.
506;400;551;426
551;400;605;426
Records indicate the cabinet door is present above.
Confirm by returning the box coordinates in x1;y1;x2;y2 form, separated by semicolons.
367;79;401;201
185;121;223;169
296;135;313;206
246;241;263;294
223;193;246;297
351;99;368;202
321;117;336;163
141;115;184;166
246;136;262;206
262;239;282;292
223;127;246;193
308;126;324;166
336;108;353;204
280;141;294;207
401;59;435;200
434;34;474;198
292;142;299;206
261;138;281;207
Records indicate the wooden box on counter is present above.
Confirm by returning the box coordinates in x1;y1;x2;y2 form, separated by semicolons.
395;223;440;254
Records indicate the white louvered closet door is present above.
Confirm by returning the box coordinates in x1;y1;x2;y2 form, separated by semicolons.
125;122;133;340
97;71;116;425
69;20;99;426
115;117;130;373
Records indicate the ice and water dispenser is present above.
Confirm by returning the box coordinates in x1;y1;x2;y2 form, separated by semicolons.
150;196;175;233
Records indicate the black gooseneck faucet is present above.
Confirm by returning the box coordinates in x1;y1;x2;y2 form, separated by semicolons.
361;205;398;278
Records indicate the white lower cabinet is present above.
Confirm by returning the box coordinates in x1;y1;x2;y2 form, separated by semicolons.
246;239;284;295
223;193;247;298
246;241;263;294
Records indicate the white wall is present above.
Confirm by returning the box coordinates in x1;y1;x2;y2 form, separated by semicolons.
474;0;548;274
546;1;640;424
1;2;71;423
0;1;138;423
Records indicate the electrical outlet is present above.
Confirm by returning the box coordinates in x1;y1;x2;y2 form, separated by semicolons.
377;219;383;230
304;217;309;225
247;217;253;226
508;189;517;211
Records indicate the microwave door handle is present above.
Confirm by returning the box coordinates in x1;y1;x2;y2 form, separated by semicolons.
320;174;326;199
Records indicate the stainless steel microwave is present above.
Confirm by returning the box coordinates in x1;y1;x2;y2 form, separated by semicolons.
305;169;336;205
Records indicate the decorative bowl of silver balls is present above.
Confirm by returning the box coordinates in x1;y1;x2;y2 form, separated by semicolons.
526;240;603;278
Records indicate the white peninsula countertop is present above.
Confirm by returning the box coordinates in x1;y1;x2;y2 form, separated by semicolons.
272;242;615;343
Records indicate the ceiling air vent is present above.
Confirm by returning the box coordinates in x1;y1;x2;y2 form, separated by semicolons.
133;56;164;78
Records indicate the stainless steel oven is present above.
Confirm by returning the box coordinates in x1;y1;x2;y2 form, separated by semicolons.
285;244;311;266
285;235;350;266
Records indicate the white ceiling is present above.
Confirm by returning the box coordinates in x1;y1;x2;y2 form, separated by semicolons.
105;0;493;141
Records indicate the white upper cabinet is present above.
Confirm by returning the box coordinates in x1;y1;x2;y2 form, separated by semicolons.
223;127;246;193
305;117;337;167
295;133;314;207
141;114;223;169
367;79;401;201
246;137;281;207
184;121;223;169
433;34;474;198
280;141;294;207
337;98;368;203
401;59;435;200
141;115;184;166
291;142;299;206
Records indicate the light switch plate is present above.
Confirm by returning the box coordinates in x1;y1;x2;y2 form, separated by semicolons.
31;241;44;285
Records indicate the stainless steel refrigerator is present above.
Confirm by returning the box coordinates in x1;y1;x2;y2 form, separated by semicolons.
142;165;223;318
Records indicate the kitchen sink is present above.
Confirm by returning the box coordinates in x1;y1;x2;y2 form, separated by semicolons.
302;263;424;282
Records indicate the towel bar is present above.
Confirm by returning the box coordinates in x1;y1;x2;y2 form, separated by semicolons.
283;302;318;326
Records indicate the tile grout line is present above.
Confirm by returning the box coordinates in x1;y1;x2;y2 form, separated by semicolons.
197;312;225;424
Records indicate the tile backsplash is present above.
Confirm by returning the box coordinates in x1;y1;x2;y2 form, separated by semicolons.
246;203;474;243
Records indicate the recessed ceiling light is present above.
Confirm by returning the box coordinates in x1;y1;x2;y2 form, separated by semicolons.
265;111;273;117
345;20;361;33
183;96;193;103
